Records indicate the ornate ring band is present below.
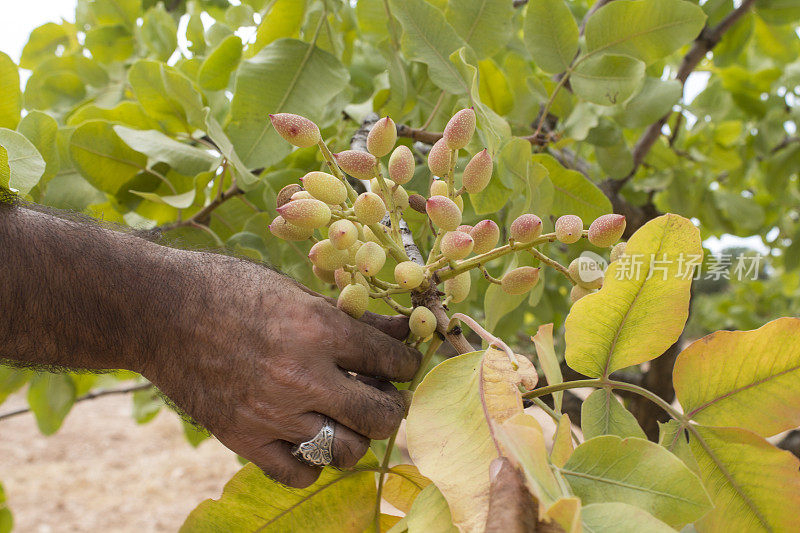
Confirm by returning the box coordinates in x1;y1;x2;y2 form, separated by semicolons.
291;416;335;467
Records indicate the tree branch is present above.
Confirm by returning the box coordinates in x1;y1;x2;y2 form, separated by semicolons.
0;382;154;422
624;0;757;188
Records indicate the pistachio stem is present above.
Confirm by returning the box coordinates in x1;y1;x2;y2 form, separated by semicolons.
435;232;558;281
527;248;573;284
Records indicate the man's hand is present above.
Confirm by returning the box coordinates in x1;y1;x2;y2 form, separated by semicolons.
141;256;421;488
0;204;421;488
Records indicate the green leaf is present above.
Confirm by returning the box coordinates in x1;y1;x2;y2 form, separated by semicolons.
565;214;702;378
477;59;513;115
484;279;526;333
141;3;179;61
27;373;77;436
19;22;76;70
0;367;29;405
756;0;800;25
658;420;700;476
86;25;135;64
68;102;162;130
674;317;800;437
0;147;8;190
204;109;257;186
113;126;220;176
132;386;161;424
17;111;60;185
581;388;646;440
390;0;469;95
531;154;611;221
688;425;800;532
181;453;378;532
130;189;197;209
405;484;458;533
523;0;579;74
584;0;707;65
41;172;105;211
448;48;512;155
614;77;683;128
470;175;512;215
0;481;12;533
446;0;513;59
251;0;307;55
0;53;21;130
186;1;206;54
581;502;677;532
182;419;210;447
595;142;634;178
199;35;243;91
572;54;645;106
227;39;349;169
69;120;148;195
128;60;206;134
0;128;46;196
85;0;140;29
562;436;711;528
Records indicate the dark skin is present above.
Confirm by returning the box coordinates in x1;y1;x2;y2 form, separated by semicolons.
0;201;421;488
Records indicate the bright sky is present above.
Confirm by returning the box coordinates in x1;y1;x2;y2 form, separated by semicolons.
0;1;77;62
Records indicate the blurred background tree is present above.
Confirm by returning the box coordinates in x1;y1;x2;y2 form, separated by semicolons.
1;0;799;508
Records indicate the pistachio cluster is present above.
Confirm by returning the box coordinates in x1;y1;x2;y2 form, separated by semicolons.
267;110;626;340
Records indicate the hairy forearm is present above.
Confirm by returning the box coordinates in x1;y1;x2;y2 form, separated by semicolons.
0;203;203;372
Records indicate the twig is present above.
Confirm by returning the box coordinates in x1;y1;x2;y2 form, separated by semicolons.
623;0;757;190
158;184;242;232
0;382;154;422
396;124;444;145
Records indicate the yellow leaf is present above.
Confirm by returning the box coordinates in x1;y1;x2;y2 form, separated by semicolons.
180;453;377;532
689;425;800;532
406;346;525;532
481;346;526;425
544;497;581;533
533;323;563;412
380;513;402;532
495;413;565;507
550;414;574;468
383;465;431;513
674;317;800;437
565;214;702;378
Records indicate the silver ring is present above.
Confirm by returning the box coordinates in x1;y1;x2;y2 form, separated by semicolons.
291;417;335;467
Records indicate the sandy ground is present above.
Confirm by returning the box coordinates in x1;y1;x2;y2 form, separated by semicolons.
0;388;241;533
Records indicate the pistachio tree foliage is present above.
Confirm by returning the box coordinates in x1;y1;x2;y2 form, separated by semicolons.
2;0;800;531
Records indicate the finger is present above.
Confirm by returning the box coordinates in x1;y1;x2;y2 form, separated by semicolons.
315;371;405;440
356;375;398;394
287;413;370;469
249;440;322;489
305;285;410;341
332;317;422;382
358;312;411;341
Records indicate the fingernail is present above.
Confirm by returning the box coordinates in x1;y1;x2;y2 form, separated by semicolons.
489;457;504;482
